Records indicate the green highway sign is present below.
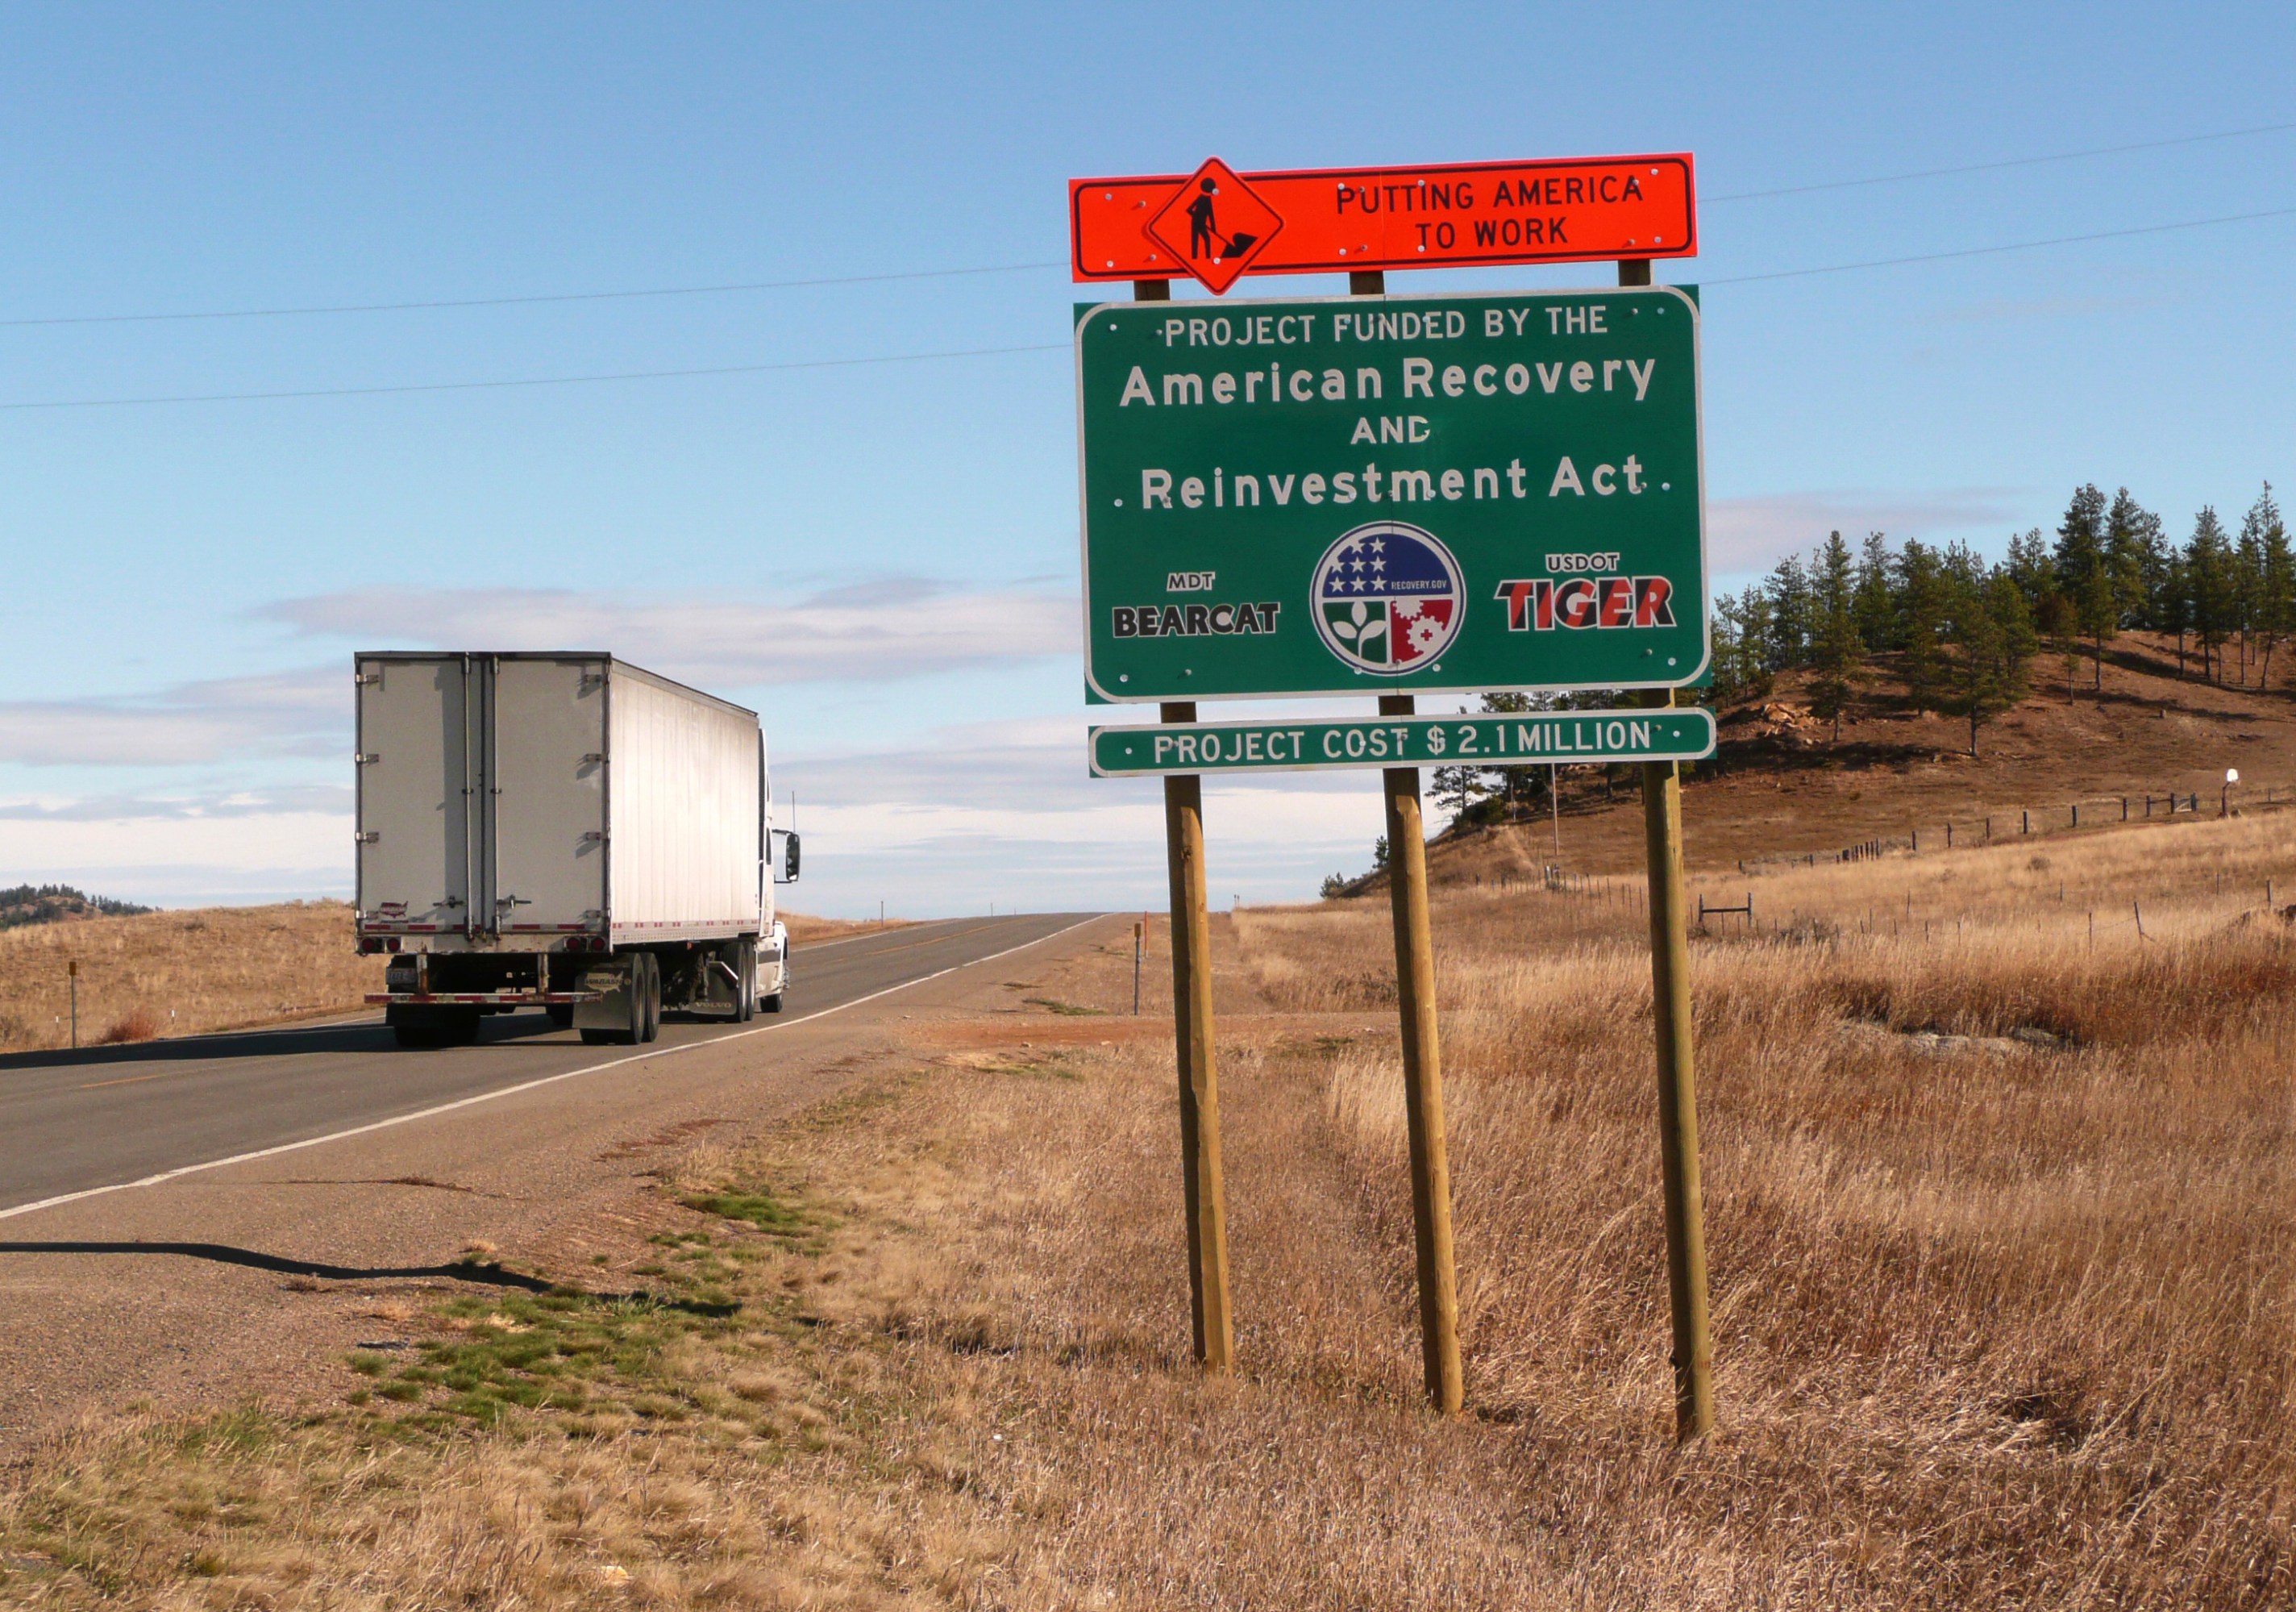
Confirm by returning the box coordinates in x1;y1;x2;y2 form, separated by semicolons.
1088;706;1716;777
1076;288;1707;703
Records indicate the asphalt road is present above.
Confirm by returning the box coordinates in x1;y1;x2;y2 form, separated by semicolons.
0;914;1091;1215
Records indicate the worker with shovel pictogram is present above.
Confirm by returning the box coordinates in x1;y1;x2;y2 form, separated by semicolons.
1146;158;1283;294
1187;177;1258;264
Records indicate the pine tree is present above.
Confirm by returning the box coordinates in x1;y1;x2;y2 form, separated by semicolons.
1766;553;1814;669
2040;591;2081;699
2186;506;2236;684
2004;526;2053;604
2250;485;2294;689
2103;488;2160;631
2236;485;2286;687
2234;501;2268;685
2053;483;2115;693
1808;531;1863;739
2161;546;2193;677
1721;588;1775;697
1896;539;1951;715
1853;531;1897;652
1476;690;1543;810
1949;552;2035;756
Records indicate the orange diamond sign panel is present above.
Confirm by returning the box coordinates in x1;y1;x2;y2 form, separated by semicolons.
1145;158;1283;295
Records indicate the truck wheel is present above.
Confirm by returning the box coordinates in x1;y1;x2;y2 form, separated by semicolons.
443;1007;483;1045
546;1002;574;1029
737;939;756;1022
640;952;661;1043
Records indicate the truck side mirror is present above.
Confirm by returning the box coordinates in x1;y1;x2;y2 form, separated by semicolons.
783;831;801;882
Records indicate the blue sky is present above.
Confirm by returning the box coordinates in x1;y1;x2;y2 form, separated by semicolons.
3;2;2293;915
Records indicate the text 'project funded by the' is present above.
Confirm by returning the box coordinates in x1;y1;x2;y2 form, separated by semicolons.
1076;289;1708;703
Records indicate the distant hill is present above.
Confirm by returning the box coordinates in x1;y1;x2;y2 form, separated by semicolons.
1327;630;2296;889
0;884;157;931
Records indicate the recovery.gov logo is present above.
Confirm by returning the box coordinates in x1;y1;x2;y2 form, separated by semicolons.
1312;522;1464;675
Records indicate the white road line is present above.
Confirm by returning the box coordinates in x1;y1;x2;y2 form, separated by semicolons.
0;914;1103;1224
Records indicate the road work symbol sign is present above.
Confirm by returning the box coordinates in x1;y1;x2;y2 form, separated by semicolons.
1146;158;1281;295
1071;154;1695;293
1076;287;1708;702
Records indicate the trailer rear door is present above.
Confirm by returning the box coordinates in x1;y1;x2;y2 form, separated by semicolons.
356;656;477;934
487;656;608;937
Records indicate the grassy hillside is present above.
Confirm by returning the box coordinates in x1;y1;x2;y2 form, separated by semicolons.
1364;628;2296;886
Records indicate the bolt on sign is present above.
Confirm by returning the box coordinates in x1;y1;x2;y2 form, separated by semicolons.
1071;154;1695;294
1089;706;1716;777
1076;288;1708;702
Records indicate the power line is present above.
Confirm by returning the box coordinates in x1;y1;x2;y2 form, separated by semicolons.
1702;203;2296;285
0;340;1067;412
6;209;2296;410
0;260;1064;330
1706;119;2296;202
6;119;2293;332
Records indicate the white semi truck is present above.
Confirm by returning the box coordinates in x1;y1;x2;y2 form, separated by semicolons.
353;652;798;1048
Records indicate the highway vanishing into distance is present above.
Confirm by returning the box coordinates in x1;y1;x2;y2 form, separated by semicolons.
0;914;1091;1218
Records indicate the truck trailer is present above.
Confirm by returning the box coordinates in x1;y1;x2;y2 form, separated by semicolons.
353;652;798;1048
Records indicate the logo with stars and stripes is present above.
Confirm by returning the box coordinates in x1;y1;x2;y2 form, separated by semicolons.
1310;521;1465;676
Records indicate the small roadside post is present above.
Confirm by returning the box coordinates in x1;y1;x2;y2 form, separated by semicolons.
1133;918;1144;1015
69;958;78;1050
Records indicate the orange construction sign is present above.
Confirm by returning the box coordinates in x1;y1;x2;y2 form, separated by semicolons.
1071;153;1695;294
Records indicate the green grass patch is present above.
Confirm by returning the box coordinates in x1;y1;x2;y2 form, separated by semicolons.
684;1189;806;1234
1022;996;1102;1016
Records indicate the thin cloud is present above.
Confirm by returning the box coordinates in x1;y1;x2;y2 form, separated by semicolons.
1707;489;2021;572
0;668;343;766
0;785;349;822
257;580;1079;686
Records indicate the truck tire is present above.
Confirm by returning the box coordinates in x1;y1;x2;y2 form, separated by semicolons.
737;939;756;1022
640;952;661;1043
443;1006;483;1045
546;1002;575;1029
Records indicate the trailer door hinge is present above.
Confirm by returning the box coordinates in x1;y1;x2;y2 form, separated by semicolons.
355;752;381;764
581;752;605;764
356;831;380;843
355;672;381;685
581;831;607;843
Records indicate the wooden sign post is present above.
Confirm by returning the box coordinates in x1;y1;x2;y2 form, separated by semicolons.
1622;256;1714;1442
1138;276;1233;1375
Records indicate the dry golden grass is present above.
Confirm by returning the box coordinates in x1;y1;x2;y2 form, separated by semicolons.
0;906;878;1053
3;819;2291;1606
0;902;382;1053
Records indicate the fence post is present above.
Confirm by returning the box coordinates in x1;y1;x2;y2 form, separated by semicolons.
2023;810;2030;835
